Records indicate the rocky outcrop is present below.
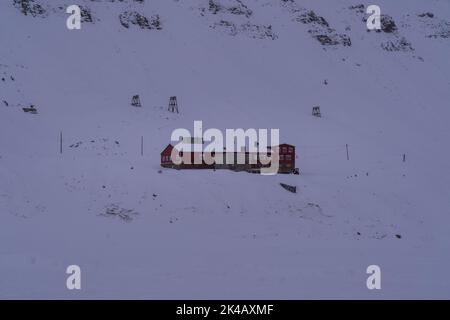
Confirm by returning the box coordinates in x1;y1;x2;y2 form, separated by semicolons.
119;11;161;30
13;0;46;17
212;20;277;40
203;0;276;40
208;0;252;18
295;10;352;47
381;37;414;52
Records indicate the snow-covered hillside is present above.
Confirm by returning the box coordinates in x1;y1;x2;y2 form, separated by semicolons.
0;0;450;299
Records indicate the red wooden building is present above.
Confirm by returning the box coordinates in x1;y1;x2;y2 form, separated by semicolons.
161;143;296;174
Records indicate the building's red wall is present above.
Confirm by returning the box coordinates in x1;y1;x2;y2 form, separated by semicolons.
278;144;295;171
160;144;296;172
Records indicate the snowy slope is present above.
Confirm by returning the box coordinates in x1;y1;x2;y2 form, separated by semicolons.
0;0;450;299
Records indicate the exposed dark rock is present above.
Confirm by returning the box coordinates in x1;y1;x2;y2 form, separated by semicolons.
315;34;336;45
80;6;94;23
381;37;414;52
315;33;351;47
426;20;450;39
119;11;161;30
69;141;83;148
418;12;434;19
293;9;351;47
13;0;46;17
381;15;398;33
240;22;277;40
208;0;252;18
22;105;38;114
349;4;365;14
102;204;138;222
213;20;277;40
338;34;352;46
228;0;252;18
213;20;237;36
298;10;329;28
209;0;221;14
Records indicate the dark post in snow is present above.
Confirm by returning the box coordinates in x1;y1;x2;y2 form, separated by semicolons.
346;144;349;160
60;131;63;154
168;96;179;113
141;136;144;156
403;154;406;162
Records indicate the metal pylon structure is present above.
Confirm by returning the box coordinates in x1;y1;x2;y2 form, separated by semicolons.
131;95;141;107
168;96;179;113
312;106;321;117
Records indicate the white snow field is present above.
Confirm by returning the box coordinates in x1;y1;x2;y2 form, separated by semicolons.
0;0;449;299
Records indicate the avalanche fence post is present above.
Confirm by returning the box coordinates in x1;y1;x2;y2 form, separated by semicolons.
141;136;144;156
60;131;63;155
346;144;349;161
